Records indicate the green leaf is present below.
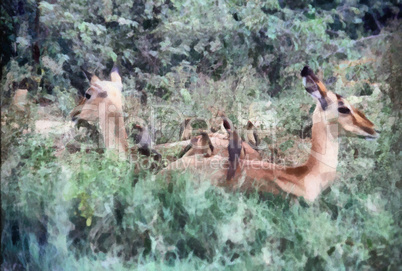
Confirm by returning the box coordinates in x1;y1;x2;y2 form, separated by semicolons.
86;216;92;227
39;2;55;11
180;88;192;104
78;22;86;32
110;51;117;62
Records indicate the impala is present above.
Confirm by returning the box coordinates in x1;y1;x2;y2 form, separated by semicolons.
70;67;128;157
163;66;379;201
155;127;262;162
179;118;193;140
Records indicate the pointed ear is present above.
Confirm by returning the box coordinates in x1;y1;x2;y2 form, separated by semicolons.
308;88;328;110
110;65;122;84
315;80;328;97
81;67;100;84
222;117;233;131
301;65;329;110
317;97;328;110
314;80;329;110
247;120;254;128
305;84;329;110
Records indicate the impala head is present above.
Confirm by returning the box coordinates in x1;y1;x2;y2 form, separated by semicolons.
301;65;379;140
70;65;128;155
184;118;191;126
246;121;255;129
222;117;235;132
71;66;123;122
333;93;379;139
133;123;144;130
208;108;226;133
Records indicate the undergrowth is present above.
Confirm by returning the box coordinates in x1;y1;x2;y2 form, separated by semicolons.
1;121;401;269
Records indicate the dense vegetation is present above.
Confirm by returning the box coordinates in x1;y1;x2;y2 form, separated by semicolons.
1;0;401;269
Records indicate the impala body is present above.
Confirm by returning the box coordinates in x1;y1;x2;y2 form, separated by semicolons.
156;132;261;162
163;66;379;201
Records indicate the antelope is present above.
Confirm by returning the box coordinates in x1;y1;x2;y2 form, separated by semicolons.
208;107;227;134
245;120;260;149
179;118;193;140
156;128;262;162
178;131;214;158
162;66;379;202
132;124;162;161
70;67;128;158
223;118;245;181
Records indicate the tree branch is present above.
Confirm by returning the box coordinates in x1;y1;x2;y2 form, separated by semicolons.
354;34;388;43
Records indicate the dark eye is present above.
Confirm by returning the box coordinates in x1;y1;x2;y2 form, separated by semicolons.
338;107;350;114
85;93;91;99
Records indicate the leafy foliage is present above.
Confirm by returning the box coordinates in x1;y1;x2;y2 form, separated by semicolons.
1;0;401;269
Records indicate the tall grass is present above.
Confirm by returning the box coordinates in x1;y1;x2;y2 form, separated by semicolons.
1;117;401;270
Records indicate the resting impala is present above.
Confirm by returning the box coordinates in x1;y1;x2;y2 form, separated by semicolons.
70;67;170;165
155;126;262;162
163;66;379;201
70;67;128;157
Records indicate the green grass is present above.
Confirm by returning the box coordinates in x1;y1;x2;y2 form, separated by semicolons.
1;117;401;270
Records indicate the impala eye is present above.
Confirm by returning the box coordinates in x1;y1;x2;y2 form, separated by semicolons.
85;93;91;99
338;107;350;114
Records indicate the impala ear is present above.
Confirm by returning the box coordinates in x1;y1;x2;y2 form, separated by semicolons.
110;64;122;83
301;65;328;110
222;117;233;131
303;79;329;110
81;67;100;85
317;96;329;111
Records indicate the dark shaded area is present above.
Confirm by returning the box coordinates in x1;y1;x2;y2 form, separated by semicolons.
2;0;400;100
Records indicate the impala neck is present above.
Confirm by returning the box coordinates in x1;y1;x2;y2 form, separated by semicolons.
98;103;128;159
298;103;340;201
307;104;339;170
